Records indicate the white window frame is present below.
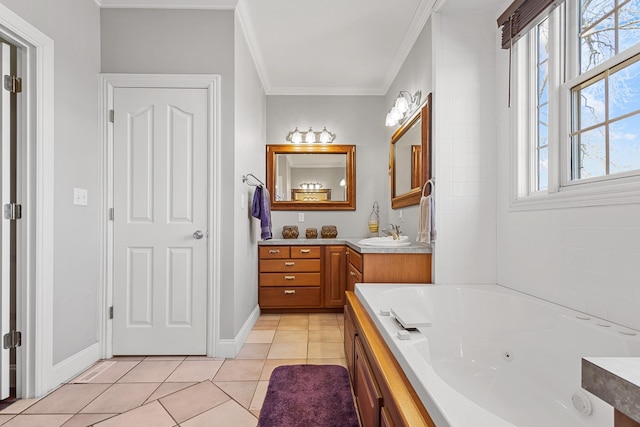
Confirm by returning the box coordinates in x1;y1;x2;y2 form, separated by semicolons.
510;0;640;210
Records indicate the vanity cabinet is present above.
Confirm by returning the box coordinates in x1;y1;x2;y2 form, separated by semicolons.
346;247;431;291
324;245;347;308
345;292;435;427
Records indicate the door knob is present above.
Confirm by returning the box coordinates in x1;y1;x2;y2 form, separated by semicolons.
193;230;204;240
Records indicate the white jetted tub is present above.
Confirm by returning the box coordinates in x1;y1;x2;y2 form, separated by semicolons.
355;284;640;427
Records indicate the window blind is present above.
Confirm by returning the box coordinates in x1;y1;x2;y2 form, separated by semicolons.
497;0;565;49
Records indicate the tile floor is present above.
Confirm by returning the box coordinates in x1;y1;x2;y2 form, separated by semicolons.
0;312;346;427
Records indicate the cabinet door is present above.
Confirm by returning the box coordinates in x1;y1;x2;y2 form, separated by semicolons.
344;305;357;385
355;337;382;427
324;245;347;307
381;407;395;427
347;263;363;292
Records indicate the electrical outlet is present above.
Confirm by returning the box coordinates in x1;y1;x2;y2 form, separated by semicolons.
298;212;304;222
398;210;403;221
73;188;88;206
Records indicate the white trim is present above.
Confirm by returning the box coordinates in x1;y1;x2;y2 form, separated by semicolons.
51;343;99;388
99;74;222;358
0;4;55;398
96;0;237;9
217;305;260;358
235;0;271;94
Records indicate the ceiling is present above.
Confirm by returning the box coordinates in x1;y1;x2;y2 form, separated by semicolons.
96;0;504;95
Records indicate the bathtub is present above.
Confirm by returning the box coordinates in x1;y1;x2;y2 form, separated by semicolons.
354;283;640;427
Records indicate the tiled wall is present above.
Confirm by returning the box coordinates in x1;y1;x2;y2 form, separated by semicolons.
432;11;497;284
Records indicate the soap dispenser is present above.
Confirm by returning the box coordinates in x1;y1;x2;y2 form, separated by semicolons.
368;201;380;236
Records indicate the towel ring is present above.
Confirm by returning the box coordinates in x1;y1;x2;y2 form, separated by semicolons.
422;179;434;197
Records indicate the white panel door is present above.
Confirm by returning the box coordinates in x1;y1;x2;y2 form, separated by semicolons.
112;87;208;355
0;42;11;399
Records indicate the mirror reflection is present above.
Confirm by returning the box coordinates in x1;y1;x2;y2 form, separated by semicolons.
266;144;356;211
393;118;422;196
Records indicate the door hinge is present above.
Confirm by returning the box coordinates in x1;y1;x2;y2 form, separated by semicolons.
109;208;114;221
3;203;22;220
3;331;22;349
3;75;21;93
109;109;114;123
109;306;113;319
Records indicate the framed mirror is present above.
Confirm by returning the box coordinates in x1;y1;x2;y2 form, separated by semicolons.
390;93;432;209
266;144;356;211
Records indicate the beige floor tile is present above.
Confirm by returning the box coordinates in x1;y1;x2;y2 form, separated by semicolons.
308;313;337;320
213;360;265;381
185;356;224;361
165;360;224;382
272;330;308;343
277;318;308;331
245;330;275;344
181;399;257;427
93;401;174;427
307;358;347;367
160;381;229;423
2;414;72;427
259;359;306;381
117;360;181;383
213;381;258;409
308;318;339;330
267;342;307;359
0;415;14;425
80;383;158;414
250;409;261;419
144;382;196;403
307;342;346;359
61;413;116;427
236;343;270;359
143;355;186;361
25;384;110;414
72;361;139;384
248;381;269;412
258;313;280;320
251;321;279;330
308;328;343;343
0;399;39;414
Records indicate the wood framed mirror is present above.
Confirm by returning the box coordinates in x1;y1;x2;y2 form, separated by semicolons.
266;144;356;211
390;93;432;209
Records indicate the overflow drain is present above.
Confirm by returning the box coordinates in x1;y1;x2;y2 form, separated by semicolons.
571;391;593;415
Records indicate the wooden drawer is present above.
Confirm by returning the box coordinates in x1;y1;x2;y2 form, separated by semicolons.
260;272;320;287
259;287;321;308
347;263;363;293
259;246;290;259
290;246;321;259
348;247;363;271
259;259;320;273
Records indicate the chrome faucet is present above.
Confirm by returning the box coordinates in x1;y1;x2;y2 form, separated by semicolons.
384;224;401;240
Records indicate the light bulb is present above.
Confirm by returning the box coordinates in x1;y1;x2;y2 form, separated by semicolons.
395;93;409;114
385;110;397;127
291;127;302;144
390;107;403;123
319;127;332;143
305;127;315;143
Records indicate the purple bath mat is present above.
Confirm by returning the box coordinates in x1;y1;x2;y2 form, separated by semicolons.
257;364;359;427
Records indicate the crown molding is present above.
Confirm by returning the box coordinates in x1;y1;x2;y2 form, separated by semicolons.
235;0;272;92
95;0;238;9
380;0;436;94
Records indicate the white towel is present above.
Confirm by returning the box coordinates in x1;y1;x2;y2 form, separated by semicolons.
417;192;436;244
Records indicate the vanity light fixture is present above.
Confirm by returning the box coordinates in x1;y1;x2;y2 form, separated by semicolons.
385;90;422;127
286;127;336;144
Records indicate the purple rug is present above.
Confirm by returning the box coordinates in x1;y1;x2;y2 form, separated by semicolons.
257;364;359;427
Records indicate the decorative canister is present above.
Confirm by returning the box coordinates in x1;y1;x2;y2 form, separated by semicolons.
282;225;299;239
321;225;338;238
305;228;318;239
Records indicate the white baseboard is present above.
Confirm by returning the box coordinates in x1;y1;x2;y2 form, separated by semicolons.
217;304;260;358
50;343;100;392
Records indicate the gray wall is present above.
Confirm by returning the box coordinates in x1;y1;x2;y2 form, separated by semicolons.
0;0;102;365
101;9;244;340
266;96;389;238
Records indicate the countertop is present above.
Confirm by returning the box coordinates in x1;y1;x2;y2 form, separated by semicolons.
257;237;432;254
582;357;640;422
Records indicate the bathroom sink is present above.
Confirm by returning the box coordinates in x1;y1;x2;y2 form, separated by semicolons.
357;236;411;247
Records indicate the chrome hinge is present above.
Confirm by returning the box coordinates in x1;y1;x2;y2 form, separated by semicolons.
3;331;22;349
109;109;114;123
3;75;21;93
109;306;113;319
3;203;22;220
109;208;114;221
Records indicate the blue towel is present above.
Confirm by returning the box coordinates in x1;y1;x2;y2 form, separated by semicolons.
251;186;272;240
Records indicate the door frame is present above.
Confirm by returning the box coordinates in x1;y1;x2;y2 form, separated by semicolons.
0;4;55;398
99;74;221;358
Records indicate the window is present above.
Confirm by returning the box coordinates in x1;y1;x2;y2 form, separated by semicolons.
509;0;640;207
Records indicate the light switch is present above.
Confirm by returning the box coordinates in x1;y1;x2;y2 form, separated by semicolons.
73;188;88;206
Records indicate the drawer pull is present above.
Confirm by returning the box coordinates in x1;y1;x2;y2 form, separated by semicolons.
284;275;296;280
284;262;295;266
350;271;356;277
300;249;311;254
284;290;296;295
269;249;280;254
